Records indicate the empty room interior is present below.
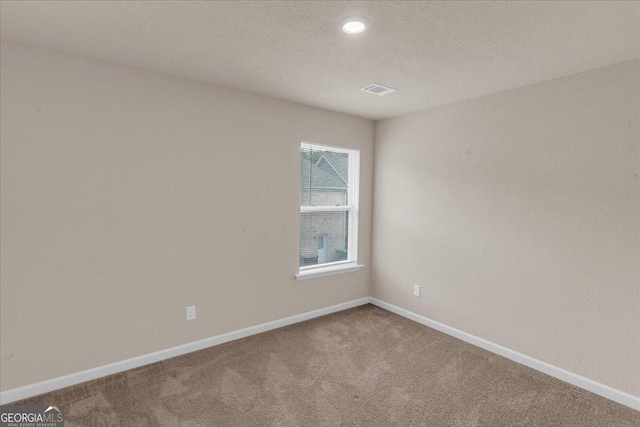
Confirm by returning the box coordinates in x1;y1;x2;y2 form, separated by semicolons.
0;1;639;425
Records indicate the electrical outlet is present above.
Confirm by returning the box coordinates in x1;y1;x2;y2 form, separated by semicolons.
413;285;421;297
186;306;196;321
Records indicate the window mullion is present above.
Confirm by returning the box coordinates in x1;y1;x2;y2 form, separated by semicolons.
300;205;351;213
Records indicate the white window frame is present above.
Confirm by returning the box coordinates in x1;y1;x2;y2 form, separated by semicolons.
296;142;363;281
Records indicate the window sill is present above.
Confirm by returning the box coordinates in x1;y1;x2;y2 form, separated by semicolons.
295;263;364;281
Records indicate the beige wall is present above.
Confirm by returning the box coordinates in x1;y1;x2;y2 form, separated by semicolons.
0;42;374;391
2;40;638;399
372;61;640;396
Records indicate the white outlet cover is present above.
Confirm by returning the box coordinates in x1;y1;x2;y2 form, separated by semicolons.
413;285;421;297
186;306;196;321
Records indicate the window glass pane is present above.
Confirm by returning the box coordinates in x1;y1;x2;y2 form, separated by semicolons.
300;147;349;207
300;211;349;267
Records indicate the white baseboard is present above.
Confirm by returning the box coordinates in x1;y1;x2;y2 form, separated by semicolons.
0;297;370;405
369;297;640;412
4;296;638;412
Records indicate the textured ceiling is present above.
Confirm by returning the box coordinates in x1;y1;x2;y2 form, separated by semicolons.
1;1;639;120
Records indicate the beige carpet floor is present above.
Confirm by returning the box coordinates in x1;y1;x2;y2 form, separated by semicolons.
13;304;640;426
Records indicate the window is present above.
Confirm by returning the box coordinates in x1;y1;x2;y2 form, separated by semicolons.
297;142;362;280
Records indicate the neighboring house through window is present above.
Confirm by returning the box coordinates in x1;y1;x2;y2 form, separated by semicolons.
298;142;360;279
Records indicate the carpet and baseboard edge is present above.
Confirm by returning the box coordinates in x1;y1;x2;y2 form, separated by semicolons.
1;296;638;412
368;297;640;412
0;297;371;405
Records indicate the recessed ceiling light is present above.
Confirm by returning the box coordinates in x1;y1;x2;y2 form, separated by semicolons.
343;21;366;34
341;17;369;34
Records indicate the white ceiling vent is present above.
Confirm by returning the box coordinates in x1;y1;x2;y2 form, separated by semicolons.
360;83;396;96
